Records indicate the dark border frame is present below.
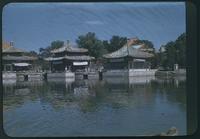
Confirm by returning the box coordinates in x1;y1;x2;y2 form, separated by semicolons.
0;0;199;138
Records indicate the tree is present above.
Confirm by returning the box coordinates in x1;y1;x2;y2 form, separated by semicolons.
165;41;176;69
39;40;64;58
174;33;186;68
158;33;186;69
76;32;106;58
50;41;64;50
25;51;38;57
105;36;127;52
138;40;154;50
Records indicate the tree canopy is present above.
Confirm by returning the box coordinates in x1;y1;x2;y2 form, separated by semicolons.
105;36;127;53
39;40;64;58
158;33;186;69
76;32;107;58
76;33;128;58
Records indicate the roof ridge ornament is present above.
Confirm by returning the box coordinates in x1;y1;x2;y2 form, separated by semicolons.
127;37;140;47
10;41;14;47
65;40;71;51
67;40;70;47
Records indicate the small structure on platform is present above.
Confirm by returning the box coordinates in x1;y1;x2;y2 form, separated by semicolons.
45;40;95;72
103;38;156;77
2;42;38;72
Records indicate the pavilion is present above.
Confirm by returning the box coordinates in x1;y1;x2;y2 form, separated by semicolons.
2;42;38;72
45;41;95;72
102;38;157;77
103;38;154;71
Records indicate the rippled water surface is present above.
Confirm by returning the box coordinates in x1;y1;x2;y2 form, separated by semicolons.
3;76;186;137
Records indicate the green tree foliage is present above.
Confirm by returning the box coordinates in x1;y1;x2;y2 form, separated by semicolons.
76;32;107;58
25;51;38;57
158;33;186;69
138;40;154;49
174;33;186;67
106;36;127;52
165;41;176;69
76;33;128;58
39;40;64;58
30;51;38;56
137;40;157;68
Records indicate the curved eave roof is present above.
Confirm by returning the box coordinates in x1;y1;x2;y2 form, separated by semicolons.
3;47;26;53
103;44;154;59
3;55;38;61
51;45;88;53
44;55;95;61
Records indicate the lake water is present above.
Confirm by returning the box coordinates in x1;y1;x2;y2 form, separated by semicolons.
3;76;186;137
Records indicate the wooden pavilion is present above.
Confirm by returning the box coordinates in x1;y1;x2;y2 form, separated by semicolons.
45;41;95;72
103;38;154;71
2;42;38;72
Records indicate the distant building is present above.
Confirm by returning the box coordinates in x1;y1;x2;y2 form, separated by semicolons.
45;41;95;72
2;42;38;71
103;38;154;71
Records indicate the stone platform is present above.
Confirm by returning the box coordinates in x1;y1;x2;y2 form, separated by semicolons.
103;69;157;77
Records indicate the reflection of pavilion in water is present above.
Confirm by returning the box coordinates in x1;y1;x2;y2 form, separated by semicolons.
3;80;45;110
71;79;99;98
154;76;186;88
103;76;156;92
3;76;186;112
48;76;159;110
101;76;157;105
47;78;98;98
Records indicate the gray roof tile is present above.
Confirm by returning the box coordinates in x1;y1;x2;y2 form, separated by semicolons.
103;44;154;59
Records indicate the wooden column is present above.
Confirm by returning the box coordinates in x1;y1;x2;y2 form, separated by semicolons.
10;64;13;71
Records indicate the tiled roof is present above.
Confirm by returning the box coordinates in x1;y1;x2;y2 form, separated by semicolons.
2;47;26;53
2;42;11;49
51;44;88;53
103;44;154;59
3;55;38;61
65;55;95;60
44;55;95;61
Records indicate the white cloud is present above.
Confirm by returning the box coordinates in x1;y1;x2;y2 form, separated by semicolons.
85;20;104;25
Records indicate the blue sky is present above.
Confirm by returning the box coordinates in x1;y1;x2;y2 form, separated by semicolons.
2;2;186;52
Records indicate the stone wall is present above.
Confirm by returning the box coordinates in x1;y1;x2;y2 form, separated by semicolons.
129;69;157;76
103;69;129;77
2;72;17;79
75;72;99;80
103;69;157;77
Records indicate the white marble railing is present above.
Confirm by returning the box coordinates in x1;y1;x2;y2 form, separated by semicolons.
2;72;17;79
104;69;157;77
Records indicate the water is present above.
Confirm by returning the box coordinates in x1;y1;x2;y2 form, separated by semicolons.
3;76;186;137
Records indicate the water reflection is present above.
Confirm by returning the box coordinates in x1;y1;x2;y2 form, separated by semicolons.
3;76;186;136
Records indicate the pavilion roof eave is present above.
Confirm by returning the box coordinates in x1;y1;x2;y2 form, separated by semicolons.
50;45;88;53
103;55;153;59
103;44;154;59
2;55;38;61
2;47;27;53
44;55;95;61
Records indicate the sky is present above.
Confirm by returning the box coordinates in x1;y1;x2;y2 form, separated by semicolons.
2;2;186;52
